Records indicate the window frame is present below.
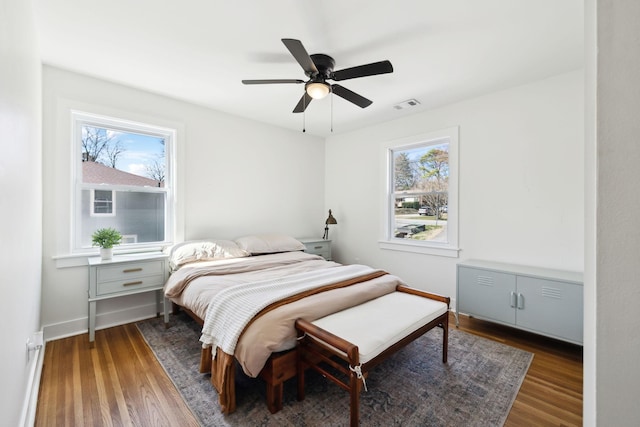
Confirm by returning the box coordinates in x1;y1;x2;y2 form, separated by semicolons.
71;111;176;254
379;127;460;258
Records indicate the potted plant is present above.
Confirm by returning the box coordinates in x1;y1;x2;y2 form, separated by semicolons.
92;227;122;260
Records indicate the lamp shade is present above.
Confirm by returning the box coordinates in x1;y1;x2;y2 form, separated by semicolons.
325;209;337;224
306;82;330;99
323;209;337;240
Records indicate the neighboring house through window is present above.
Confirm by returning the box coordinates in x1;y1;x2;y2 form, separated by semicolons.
380;127;459;257
72;111;175;252
90;189;115;216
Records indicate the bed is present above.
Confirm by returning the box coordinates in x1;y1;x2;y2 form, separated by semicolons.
163;234;435;414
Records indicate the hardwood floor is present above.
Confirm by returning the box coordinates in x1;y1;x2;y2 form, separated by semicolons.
35;312;582;426
455;313;583;426
35;323;199;427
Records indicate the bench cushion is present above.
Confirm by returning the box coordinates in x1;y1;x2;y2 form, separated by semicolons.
310;292;448;363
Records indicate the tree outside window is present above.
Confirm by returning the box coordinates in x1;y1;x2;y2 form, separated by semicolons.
382;127;459;257
391;142;450;243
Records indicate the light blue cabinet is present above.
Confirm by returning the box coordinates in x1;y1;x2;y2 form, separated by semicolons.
456;260;583;345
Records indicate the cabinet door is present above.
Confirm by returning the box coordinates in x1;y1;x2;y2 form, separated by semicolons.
515;276;583;344
457;266;516;325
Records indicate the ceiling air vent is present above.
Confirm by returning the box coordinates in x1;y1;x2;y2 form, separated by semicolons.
393;99;421;110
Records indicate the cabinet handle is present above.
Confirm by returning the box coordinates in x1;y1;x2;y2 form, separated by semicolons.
517;293;525;309
510;291;517;308
123;268;143;273
123;281;143;287
313;246;323;249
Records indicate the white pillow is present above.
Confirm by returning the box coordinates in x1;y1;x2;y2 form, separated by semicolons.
167;239;249;270
234;234;305;254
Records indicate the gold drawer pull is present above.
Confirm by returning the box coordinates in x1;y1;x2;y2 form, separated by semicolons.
123;268;143;273
123;281;143;287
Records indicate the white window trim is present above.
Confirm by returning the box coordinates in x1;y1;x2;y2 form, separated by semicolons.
70;110;177;254
379;127;460;258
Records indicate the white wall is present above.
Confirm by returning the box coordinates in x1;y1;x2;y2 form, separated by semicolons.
0;0;43;425
41;66;325;339
325;70;584;307
593;1;640;424
583;0;597;423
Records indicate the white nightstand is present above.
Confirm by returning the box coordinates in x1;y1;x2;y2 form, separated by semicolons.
88;253;169;345
298;238;332;261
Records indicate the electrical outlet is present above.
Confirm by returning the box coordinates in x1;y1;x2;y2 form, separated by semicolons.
26;331;43;352
32;331;43;347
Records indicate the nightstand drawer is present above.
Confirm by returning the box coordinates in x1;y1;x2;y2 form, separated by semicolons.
96;260;165;282
304;241;330;253
307;247;331;259
97;273;165;296
298;238;332;261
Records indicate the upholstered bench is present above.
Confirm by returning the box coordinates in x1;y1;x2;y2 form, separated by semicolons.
295;286;450;427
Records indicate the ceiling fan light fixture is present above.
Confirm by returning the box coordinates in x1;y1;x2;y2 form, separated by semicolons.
306;82;330;99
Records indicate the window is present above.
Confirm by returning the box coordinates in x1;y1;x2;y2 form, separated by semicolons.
72;111;175;252
90;189;115;216
380;127;459;257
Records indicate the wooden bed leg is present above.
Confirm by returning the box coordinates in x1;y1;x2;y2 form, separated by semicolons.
212;361;237;414
297;344;306;402
171;302;180;315
200;347;212;373
266;383;284;414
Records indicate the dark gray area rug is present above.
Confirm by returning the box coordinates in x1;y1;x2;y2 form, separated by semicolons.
137;312;532;426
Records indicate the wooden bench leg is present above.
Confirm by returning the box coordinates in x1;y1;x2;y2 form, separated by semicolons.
442;313;449;363
349;371;360;427
266;383;283;414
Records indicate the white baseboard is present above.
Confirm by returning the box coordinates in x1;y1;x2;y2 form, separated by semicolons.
19;334;45;427
42;301;165;342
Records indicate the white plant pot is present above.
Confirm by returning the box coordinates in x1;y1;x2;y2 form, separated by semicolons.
100;247;113;260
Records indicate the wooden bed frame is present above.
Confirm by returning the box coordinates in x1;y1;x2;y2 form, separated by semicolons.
172;285;449;417
172;303;295;413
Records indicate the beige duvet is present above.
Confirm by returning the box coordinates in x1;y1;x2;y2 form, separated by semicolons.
164;251;405;413
164;251;404;376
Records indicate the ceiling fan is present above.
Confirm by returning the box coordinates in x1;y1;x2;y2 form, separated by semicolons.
242;38;393;113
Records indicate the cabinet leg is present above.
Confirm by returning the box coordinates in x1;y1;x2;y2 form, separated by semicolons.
88;300;96;345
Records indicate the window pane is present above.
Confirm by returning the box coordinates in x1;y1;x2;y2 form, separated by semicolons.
80;189;165;248
392;142;449;243
81;126;165;186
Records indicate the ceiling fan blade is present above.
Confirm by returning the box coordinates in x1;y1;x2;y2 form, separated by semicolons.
282;38;318;76
242;79;305;85
332;84;373;108
332;60;393;81
293;92;313;113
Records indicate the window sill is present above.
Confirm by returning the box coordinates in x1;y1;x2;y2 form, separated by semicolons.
378;240;460;258
53;247;166;268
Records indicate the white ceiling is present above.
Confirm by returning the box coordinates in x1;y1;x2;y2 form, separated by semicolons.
33;0;584;137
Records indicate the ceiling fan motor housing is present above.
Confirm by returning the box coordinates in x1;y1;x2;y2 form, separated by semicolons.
310;54;335;79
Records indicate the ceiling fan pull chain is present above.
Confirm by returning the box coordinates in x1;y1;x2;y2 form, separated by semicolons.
302;95;306;132
330;89;334;132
